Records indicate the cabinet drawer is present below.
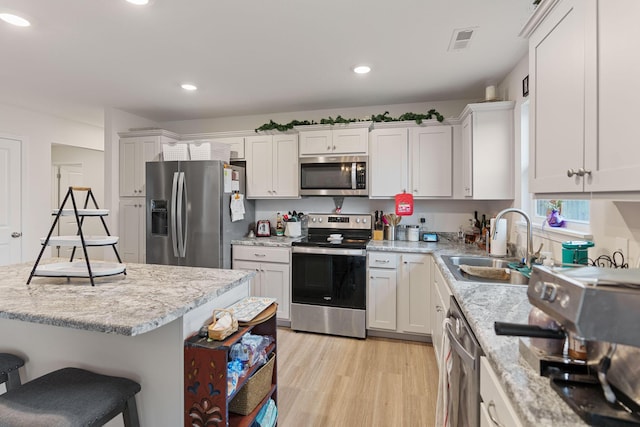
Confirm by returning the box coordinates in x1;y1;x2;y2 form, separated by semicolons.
232;245;290;263
480;357;523;427
368;252;397;269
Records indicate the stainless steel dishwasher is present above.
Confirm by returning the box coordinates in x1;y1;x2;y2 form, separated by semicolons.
445;296;482;427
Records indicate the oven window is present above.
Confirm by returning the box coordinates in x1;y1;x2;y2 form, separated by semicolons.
292;253;366;309
300;163;353;189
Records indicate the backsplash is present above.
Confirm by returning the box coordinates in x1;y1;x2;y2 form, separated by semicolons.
254;197;512;233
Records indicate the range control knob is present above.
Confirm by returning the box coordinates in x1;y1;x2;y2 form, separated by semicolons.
311;217;317;223
355;218;361;223
363;218;368;223
318;218;323;223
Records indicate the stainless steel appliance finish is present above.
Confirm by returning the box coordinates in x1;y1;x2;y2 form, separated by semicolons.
528;265;640;347
146;161;254;269
299;156;368;196
291;213;371;338
524;265;640;423
445;297;482;427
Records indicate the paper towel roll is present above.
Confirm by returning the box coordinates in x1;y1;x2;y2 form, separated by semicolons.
490;218;507;257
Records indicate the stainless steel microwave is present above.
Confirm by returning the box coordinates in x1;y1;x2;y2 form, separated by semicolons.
299;156;368;196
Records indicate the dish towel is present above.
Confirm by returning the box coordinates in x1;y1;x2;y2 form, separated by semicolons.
230;193;245;222
435;317;453;427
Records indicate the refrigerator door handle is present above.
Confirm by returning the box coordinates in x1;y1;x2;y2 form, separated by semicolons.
171;172;180;257
179;171;188;257
177;171;186;258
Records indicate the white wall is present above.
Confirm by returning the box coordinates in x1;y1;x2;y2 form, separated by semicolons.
498;55;640;267
254;198;512;236
161;99;474;134
51;144;105;259
0;103;103;262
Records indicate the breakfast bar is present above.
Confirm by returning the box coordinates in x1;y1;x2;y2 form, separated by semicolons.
0;260;254;426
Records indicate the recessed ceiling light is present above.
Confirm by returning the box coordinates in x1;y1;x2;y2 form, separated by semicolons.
126;0;150;5
353;65;371;74
181;83;197;91
0;13;31;27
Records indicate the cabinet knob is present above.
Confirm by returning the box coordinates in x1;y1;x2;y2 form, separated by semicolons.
413;189;418;193
332;145;336;151
567;168;592;177
327;146;331;151
11;232;22;238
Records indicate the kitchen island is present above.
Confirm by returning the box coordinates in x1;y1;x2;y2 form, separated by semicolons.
0;260;254;427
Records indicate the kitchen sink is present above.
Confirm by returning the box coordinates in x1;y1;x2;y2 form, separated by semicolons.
441;255;529;285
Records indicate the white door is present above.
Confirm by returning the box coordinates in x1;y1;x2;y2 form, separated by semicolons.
52;164;83;257
0;137;22;266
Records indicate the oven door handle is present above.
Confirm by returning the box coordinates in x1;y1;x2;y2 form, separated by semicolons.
292;246;366;256
445;319;477;369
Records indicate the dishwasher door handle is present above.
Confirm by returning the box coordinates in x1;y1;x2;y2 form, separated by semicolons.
445;320;477;369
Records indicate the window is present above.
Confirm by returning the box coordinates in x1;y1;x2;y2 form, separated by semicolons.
534;199;590;223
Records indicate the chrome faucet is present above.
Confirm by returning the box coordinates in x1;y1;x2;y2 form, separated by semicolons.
492;208;534;268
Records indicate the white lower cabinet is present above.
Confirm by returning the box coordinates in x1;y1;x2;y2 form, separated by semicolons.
368;264;397;330
119;198;146;263
232;246;291;320
480;356;523;427
431;259;452;366
367;251;431;335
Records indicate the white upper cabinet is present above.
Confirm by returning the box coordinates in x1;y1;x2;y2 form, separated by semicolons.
458;102;515;200
369;128;409;197
526;0;640;193
410;126;453;198
369;123;453;198
298;124;369;156
119;132;178;197
245;133;299;199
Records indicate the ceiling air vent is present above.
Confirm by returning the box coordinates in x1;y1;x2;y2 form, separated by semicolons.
448;28;476;51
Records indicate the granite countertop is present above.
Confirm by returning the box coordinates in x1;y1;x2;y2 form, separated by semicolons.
432;256;587;426
0;260;255;336
232;236;302;247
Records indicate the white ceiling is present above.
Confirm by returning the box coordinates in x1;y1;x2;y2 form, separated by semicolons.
0;0;534;128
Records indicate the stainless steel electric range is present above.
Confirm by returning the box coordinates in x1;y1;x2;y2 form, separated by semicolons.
290;213;372;339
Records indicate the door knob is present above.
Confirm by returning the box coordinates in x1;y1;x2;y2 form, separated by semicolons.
11;232;22;238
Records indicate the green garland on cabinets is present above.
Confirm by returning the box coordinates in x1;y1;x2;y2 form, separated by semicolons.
254;109;444;132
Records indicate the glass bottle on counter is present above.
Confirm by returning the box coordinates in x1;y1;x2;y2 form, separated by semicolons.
276;212;284;236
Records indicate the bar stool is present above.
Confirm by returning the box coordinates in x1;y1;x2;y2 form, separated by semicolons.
0;367;141;427
0;353;24;392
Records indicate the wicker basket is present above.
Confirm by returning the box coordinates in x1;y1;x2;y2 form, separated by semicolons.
207;309;238;341
229;353;275;415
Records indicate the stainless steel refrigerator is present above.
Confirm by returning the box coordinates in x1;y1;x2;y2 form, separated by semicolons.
145;161;254;269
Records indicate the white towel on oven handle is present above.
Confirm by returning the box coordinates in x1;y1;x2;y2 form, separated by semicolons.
435;317;454;427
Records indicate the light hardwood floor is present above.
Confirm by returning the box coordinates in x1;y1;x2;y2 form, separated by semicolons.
276;327;439;426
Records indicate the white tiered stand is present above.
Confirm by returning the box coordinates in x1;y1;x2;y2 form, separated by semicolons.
27;186;126;286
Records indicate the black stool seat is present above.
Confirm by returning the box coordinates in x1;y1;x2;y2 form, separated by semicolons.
0;367;141;427
0;353;24;391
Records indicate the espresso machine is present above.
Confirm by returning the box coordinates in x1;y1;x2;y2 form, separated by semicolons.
497;265;640;426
